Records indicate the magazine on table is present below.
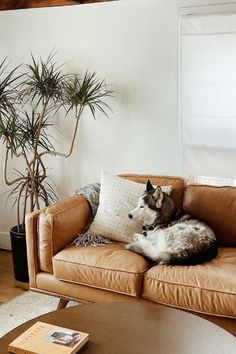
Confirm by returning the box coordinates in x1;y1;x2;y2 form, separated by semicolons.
8;321;89;354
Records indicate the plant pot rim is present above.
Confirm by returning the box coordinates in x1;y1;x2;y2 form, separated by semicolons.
10;225;25;236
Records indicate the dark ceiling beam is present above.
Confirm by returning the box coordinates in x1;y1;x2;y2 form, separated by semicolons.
0;0;115;11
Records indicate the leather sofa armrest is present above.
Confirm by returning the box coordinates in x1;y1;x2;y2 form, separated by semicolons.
26;195;91;277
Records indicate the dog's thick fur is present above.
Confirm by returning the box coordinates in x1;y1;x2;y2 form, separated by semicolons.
126;181;218;265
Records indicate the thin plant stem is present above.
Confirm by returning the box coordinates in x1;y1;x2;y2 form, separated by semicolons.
4;148;27;186
39;105;84;159
22;180;29;227
16;180;28;232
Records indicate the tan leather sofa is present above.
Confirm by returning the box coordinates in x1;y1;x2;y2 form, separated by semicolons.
25;175;236;335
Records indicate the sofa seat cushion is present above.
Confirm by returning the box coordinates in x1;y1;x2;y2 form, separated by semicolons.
53;243;150;297
142;248;236;317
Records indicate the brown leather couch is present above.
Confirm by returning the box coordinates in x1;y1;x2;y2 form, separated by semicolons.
25;175;236;335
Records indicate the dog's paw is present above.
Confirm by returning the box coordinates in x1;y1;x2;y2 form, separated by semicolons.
126;243;135;251
133;233;142;242
126;243;142;254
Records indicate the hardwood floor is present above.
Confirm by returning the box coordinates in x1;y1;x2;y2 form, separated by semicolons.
0;250;28;304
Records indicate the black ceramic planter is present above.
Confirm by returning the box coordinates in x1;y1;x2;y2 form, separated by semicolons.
10;226;29;283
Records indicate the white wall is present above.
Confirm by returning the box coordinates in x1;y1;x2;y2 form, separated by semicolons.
0;0;234;248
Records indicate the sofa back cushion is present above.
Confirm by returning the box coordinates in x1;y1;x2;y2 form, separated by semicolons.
183;185;236;247
119;174;187;210
88;172;174;243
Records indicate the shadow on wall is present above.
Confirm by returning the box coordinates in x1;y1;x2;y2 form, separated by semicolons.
0;0;116;11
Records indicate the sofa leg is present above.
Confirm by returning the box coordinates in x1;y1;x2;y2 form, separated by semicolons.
57;298;69;310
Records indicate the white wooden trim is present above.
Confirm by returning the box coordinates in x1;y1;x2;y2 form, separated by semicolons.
0;231;11;250
178;12;183;176
179;2;236;16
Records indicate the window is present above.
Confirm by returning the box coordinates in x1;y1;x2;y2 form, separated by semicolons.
181;12;236;180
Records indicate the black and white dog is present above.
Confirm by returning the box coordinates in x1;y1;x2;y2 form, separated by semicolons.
126;181;218;265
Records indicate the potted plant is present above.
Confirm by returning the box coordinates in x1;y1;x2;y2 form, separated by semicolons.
0;53;113;282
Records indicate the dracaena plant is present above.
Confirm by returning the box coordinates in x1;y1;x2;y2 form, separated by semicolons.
0;53;113;233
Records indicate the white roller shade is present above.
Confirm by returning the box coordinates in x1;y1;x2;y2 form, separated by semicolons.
181;13;236;179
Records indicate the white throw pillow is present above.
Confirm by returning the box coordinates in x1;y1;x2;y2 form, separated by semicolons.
88;172;172;243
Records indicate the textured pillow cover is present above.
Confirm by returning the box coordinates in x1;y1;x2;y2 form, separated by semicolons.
88;172;172;243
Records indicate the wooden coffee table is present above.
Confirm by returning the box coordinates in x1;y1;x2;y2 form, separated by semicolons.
1;302;235;353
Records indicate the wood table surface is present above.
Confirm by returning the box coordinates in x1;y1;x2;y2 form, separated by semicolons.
1;302;235;353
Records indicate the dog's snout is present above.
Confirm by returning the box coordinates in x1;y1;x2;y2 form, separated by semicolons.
128;214;133;219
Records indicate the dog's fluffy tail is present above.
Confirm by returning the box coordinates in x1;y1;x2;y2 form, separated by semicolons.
167;241;218;266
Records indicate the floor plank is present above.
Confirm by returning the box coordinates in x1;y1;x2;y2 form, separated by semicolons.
0;250;28;304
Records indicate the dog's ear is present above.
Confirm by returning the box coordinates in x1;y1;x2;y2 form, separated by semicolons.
146;179;154;192
153;186;163;208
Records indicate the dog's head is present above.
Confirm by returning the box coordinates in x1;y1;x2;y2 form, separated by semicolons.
128;180;164;221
